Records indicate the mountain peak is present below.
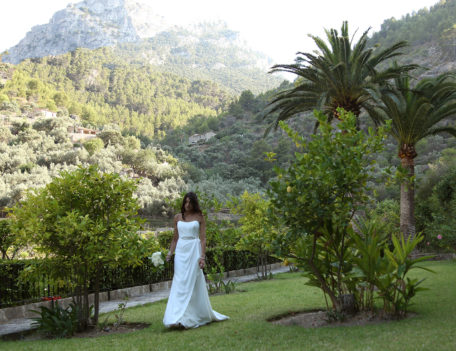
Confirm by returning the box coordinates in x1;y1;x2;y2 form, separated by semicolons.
3;0;173;64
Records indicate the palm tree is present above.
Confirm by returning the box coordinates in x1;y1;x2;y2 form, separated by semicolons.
367;73;456;238
265;21;417;130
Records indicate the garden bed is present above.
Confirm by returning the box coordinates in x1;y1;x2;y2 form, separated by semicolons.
269;309;417;328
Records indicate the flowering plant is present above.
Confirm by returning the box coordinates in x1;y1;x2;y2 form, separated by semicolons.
41;296;62;301
150;251;164;267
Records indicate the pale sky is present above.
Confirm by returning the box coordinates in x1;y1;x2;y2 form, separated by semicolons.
1;0;440;65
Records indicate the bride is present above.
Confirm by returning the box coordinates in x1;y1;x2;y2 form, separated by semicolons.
163;192;229;328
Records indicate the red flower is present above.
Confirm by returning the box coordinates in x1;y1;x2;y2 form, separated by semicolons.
41;296;62;301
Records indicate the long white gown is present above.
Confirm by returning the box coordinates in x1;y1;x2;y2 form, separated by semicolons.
163;220;229;328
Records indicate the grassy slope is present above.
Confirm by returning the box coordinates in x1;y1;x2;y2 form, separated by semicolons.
1;260;455;351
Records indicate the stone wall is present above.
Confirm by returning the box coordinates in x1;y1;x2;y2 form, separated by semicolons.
0;262;283;323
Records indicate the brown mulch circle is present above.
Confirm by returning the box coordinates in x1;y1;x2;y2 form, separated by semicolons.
268;310;416;328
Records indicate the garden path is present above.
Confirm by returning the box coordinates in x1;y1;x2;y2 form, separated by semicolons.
0;265;289;338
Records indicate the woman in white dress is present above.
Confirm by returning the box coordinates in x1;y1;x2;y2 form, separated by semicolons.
163;192;229;328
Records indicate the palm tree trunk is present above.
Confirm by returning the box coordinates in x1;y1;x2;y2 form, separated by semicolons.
400;156;416;239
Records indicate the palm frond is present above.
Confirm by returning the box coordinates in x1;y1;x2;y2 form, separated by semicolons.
422;126;456;138
264;21;413;131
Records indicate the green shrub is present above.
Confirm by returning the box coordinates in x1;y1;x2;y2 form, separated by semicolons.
416;162;456;252
269;109;388;313
157;230;174;250
351;224;434;317
31;302;84;338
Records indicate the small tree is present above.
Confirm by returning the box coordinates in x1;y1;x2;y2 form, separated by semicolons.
0;219;21;259
229;191;279;279
11;165;151;330
268;109;387;311
82;137;104;155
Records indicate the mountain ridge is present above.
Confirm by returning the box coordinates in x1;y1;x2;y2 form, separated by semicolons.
2;0;280;94
368;0;456;77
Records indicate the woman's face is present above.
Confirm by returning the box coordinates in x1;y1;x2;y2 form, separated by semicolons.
184;197;193;212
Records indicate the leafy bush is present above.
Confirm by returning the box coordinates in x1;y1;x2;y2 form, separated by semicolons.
351;220;434;316
229;191;280;279
269;109;388;312
32;302;83;338
0;219;22;260
377;233;433;316
11;165;152;330
157;230;174;250
416;151;456;252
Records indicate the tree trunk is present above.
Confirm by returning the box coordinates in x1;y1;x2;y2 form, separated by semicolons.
82;264;89;330
93;267;101;325
400;156;416;240
308;235;340;311
307;258;340;310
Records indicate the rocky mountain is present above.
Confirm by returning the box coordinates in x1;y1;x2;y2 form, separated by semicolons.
3;0;172;64
2;0;280;94
111;22;279;93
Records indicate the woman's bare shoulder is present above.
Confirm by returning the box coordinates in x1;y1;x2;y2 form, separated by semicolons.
174;213;183;222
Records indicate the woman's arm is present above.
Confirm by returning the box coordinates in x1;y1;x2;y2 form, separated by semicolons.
199;214;207;269
166;215;179;261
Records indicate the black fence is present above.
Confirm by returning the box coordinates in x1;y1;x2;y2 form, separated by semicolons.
0;257;174;308
0;250;279;308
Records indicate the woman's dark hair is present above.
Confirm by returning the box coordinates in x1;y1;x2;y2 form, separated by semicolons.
181;192;202;219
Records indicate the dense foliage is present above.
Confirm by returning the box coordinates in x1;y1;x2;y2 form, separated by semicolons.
269;109;388;312
0;116;185;219
1;48;231;139
416;149;456;251
370;0;456;50
268;109;431;315
10;165;155;329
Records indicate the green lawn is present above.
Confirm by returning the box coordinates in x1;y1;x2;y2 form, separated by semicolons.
1;260;455;351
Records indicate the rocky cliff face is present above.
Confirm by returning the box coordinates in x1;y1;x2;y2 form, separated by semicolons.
3;0;173;64
2;0;280;93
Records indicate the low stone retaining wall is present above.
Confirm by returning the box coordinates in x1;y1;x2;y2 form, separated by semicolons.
0;263;283;323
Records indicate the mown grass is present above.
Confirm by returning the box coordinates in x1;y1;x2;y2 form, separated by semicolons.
1;260;455;351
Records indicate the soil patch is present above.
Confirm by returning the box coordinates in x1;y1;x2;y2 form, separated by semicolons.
269;310;416;328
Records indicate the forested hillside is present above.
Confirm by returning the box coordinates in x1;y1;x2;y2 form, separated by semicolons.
113;22;281;94
369;0;456;74
1;48;231;139
158;85;456;204
159;83;303;201
0;114;186;216
3;0;456;219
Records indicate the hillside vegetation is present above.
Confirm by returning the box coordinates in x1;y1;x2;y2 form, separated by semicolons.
1;48;232;139
114;22;282;94
369;0;456;74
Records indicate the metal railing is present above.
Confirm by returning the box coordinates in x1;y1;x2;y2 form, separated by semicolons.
0;250;278;308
